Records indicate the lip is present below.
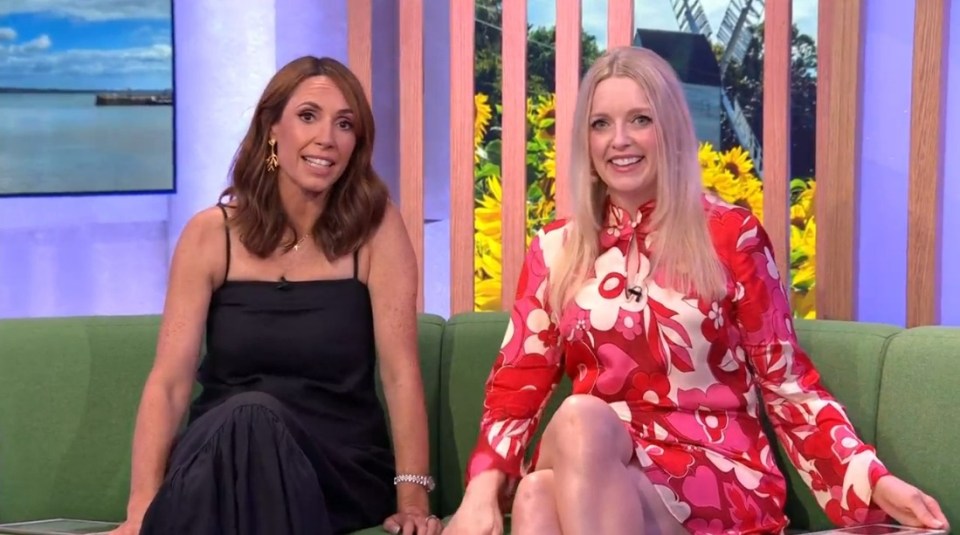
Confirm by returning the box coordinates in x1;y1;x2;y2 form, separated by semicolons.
606;155;645;172
302;155;336;168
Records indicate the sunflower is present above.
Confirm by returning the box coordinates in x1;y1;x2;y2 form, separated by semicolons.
698;141;719;169
717;145;755;178
475;175;502;240
529;94;556;142
474;93;493;161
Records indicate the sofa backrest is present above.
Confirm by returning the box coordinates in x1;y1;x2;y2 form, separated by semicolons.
0;316;159;522
874;326;960;530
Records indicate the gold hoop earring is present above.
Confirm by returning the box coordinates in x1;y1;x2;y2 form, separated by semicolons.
266;138;279;172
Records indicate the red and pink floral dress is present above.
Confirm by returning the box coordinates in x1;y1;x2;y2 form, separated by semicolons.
465;195;891;534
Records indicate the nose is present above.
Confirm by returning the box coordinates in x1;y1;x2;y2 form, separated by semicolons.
311;120;335;148
611;122;631;149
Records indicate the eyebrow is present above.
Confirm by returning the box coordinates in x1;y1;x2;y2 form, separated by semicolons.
298;101;354;115
590;107;653;117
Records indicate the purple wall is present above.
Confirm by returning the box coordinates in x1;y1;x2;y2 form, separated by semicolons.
855;1;915;326
940;2;959;326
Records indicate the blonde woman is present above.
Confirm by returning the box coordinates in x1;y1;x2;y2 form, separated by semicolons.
444;46;947;535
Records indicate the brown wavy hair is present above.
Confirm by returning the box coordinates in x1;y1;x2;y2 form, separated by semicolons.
220;55;389;260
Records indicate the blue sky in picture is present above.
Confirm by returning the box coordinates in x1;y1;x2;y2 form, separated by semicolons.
0;0;172;91
528;0;819;47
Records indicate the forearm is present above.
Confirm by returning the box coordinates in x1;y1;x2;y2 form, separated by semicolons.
126;379;191;516
464;469;506;504
382;366;431;509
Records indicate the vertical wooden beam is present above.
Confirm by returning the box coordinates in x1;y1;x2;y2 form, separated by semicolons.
347;0;372;102
907;0;950;327
815;0;864;321
555;1;581;219
399;0;425;312
607;0;634;49
501;0;527;310
450;0;475;314
763;0;792;286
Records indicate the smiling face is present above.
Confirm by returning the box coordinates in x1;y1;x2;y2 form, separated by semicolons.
588;75;659;210
269;75;357;196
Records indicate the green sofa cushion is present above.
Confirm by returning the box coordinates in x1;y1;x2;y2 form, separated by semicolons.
875;326;960;530
0;316;159;522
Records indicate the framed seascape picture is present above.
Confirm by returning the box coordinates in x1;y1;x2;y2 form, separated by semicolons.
0;0;175;197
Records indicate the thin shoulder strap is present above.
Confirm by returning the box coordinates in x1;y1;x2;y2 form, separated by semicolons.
353;248;360;280
216;203;232;281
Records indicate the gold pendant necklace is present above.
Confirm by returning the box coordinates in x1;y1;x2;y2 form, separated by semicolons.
292;233;311;252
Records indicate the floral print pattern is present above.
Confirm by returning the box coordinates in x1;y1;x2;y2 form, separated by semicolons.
465;195;890;534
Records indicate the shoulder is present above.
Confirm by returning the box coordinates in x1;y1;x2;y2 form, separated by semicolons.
528;217;573;269
368;201;409;246
169;205;230;281
177;205;230;248
365;202;415;268
702;193;766;241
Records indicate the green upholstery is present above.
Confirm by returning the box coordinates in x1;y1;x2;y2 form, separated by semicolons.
0;312;957;534
875;327;960;531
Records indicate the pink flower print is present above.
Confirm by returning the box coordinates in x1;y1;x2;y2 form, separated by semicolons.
520;308;559;357
687;517;726;535
829;422;863;463
696;409;730;442
675;384;751;451
594;343;640;396
614;309;644;340
723;482;764;528
625;371;672;407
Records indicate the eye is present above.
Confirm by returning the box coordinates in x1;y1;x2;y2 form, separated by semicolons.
633;114;652;125
336;119;354;130
298;111;315;122
590;118;609;129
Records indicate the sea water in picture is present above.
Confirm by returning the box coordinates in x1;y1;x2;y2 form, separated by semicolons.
0;0;174;196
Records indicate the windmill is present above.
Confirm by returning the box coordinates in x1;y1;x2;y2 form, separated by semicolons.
670;0;765;174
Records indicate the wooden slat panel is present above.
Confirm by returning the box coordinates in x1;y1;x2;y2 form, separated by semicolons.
762;0;792;287
907;0;949;327
450;0;475;314
554;1;581;219
607;0;634;49
815;0;864;321
399;0;424;312
501;0;527;310
347;0;372;101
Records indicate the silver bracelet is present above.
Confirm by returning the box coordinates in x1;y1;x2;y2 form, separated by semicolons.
394;473;436;492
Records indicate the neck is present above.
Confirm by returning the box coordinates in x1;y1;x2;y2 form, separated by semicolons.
607;190;656;220
277;175;327;235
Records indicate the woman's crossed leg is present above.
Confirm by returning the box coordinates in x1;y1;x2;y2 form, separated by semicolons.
511;394;687;535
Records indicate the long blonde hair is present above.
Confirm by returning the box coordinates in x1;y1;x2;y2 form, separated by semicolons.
547;46;728;313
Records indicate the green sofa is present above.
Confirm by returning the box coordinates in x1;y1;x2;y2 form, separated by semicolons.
0;312;956;533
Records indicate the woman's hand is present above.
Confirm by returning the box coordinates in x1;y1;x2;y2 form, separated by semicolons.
443;498;503;535
105;518;141;535
382;506;443;535
872;475;949;530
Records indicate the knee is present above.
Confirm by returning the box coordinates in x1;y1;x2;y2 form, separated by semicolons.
512;470;553;516
549;394;626;463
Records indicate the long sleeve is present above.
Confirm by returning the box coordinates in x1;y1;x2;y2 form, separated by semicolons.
465;228;565;489
724;209;890;527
